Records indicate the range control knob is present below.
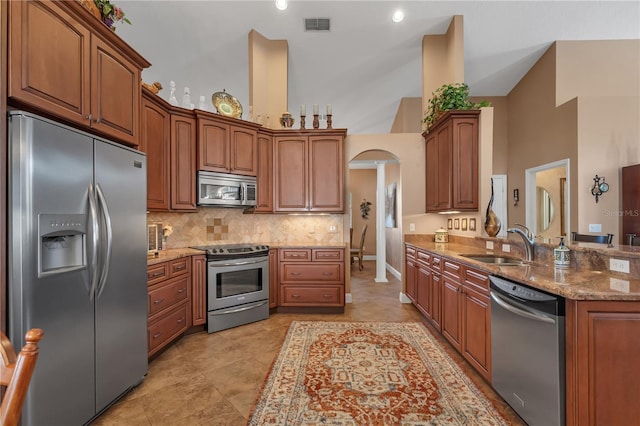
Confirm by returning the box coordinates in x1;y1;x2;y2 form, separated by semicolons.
211;249;217;254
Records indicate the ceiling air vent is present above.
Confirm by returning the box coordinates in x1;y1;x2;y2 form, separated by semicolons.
305;18;330;32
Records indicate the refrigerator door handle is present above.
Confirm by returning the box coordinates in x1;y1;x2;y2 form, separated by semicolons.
95;183;113;298
88;182;100;300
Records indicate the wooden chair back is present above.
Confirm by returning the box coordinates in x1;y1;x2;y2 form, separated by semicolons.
1;328;44;426
571;231;614;245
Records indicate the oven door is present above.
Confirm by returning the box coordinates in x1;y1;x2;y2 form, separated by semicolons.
207;256;269;311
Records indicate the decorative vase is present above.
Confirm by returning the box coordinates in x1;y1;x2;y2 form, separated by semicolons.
484;178;501;237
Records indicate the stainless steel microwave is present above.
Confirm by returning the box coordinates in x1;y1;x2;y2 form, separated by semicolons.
197;171;257;207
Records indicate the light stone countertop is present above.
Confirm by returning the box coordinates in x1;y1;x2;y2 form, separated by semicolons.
405;241;640;301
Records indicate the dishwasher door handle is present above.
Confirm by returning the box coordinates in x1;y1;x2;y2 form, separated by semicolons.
490;291;556;324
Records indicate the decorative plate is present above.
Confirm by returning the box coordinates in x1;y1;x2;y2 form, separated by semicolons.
212;90;243;118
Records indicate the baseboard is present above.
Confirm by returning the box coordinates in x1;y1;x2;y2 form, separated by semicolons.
386;264;401;280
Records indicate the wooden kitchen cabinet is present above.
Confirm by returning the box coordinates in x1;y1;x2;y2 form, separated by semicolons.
141;89;171;210
404;246;417;302
196;112;257;176
565;299;640;426
8;0;149;147
170;111;197;211
147;257;192;357
256;130;273;213
278;247;345;311
424;111;479;212
405;245;491;381
273;130;346;213
191;254;207;326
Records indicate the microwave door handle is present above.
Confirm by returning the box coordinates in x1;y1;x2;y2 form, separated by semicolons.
240;182;245;204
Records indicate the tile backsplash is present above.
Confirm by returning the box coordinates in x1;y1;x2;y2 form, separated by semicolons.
148;208;344;248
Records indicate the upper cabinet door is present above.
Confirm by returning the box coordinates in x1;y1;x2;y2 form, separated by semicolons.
171;114;197;211
198;118;230;172
141;94;170;211
256;132;273;212
9;0;91;125
230;126;257;176
91;37;141;147
308;135;344;212
274;136;308;212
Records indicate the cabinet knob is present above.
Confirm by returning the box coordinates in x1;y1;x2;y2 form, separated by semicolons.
152;332;162;339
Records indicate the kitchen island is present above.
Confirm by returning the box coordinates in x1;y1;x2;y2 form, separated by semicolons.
405;236;640;426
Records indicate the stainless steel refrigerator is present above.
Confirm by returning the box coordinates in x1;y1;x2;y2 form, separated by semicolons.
7;111;148;425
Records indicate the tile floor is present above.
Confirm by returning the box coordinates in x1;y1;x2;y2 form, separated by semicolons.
93;262;526;425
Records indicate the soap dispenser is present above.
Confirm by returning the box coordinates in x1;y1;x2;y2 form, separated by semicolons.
554;237;570;267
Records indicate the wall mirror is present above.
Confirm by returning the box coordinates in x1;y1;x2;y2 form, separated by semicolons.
525;159;570;238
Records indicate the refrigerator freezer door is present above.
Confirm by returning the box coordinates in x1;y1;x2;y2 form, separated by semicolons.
9;113;97;425
93;140;148;412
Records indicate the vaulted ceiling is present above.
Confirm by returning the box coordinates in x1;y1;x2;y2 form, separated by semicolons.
117;1;639;134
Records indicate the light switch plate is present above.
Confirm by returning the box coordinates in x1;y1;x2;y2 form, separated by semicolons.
589;223;602;232
409;223;415;232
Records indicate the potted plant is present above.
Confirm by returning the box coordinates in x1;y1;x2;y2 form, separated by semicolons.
93;0;131;30
422;83;490;133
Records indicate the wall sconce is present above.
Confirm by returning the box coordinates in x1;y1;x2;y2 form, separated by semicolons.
591;175;609;203
513;188;519;206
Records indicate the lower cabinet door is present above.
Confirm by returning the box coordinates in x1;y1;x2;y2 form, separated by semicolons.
441;277;462;352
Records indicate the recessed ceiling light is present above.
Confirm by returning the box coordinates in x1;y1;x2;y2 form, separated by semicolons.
392;10;404;23
275;0;288;11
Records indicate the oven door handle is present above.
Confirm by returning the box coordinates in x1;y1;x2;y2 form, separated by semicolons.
209;258;267;267
210;300;268;315
490;291;556;324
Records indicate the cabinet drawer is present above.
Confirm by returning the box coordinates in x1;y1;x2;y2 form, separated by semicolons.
431;255;442;273
148;275;189;317
169;257;190;278
148;304;189;354
443;260;462;281
280;263;343;284
416;250;431;267
279;249;312;261
405;246;416;260
313;248;344;262
464;266;490;294
147;263;169;286
280;285;344;306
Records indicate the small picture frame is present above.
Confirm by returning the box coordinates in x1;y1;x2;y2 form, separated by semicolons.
469;218;476;231
447;218;453;230
461;218;468;231
454;218;460;230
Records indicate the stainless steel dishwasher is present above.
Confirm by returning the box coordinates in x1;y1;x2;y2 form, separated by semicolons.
489;275;565;426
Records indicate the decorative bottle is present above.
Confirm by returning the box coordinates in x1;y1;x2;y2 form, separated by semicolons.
554;237;570;268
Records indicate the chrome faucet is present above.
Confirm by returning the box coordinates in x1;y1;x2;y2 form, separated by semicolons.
507;223;535;262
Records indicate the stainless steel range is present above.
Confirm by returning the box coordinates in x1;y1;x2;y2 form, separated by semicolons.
191;244;270;333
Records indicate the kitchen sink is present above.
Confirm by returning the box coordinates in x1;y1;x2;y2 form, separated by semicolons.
459;254;524;266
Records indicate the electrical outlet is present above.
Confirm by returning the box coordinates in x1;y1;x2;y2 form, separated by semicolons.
486;241;494;250
502;244;511;253
610;277;630;293
328;225;337;233
610;258;630;274
589;223;602;232
409;223;415;232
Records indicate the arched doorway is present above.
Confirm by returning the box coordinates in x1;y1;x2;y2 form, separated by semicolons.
348;150;401;284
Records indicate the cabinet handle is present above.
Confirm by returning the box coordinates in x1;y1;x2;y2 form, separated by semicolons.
151;271;164;278
152;332;162;339
177;317;185;324
291;294;301;298
323;294;333;299
95;117;101;124
178;288;185;293
174;265;186;271
290;254;301;257
291;272;301;276
153;298;164;305
85;114;92;122
322;272;333;276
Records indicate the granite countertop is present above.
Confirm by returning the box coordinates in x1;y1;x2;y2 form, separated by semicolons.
406;241;640;301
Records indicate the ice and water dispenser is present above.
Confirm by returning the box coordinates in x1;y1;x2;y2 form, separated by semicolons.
38;213;87;276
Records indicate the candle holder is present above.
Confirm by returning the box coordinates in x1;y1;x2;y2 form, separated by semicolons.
313;114;319;129
326;114;332;129
300;115;306;129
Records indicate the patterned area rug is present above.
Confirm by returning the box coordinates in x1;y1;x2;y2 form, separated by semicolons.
248;321;508;425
